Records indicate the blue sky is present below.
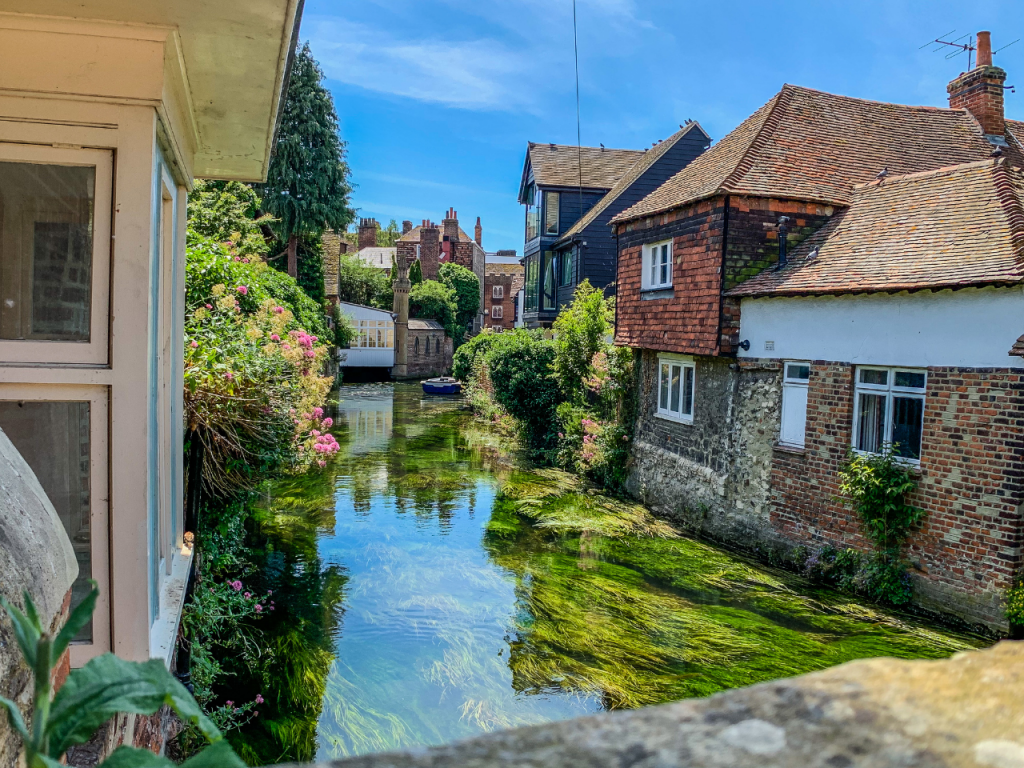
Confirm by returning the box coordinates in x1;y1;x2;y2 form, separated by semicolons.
303;0;1024;254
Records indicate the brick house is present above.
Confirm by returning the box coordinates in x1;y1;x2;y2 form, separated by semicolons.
323;219;395;306
396;209;487;333
518;126;709;328
611;32;1024;628
483;263;524;332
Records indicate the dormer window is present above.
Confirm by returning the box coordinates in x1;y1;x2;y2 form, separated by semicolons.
643;240;672;290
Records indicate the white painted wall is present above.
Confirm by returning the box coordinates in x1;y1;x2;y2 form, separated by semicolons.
738;286;1024;369
339;302;395;368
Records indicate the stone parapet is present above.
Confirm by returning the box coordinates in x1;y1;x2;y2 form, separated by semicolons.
289;642;1024;768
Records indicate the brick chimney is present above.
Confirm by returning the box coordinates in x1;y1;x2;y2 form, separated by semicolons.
402;220;413;235
442;207;460;242
948;31;1007;139
420;219;440;280
474;216;482;246
358;218;378;250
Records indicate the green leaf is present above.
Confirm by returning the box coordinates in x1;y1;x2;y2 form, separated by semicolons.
96;746;174;768
28;753;64;768
0;694;29;742
47;655;220;756
52;583;98;663
0;593;41;669
180;739;246;768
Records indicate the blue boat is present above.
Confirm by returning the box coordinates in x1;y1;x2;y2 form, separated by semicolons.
422;377;462;395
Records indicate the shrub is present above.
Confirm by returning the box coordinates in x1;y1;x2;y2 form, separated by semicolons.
410;279;458;340
337;252;392;309
1007;583;1024;628
187;180;271;260
452;330;500;382
484;330;561;453
0;585;242;768
552;280;609;402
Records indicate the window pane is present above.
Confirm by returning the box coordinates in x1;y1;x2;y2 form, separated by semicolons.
670;365;681;412
682;366;694;416
542;251;556;310
544;191;559;235
659;246;669;284
780;382;809;447
649;248;657;286
860;369;888;386
786;363;810;380
659;364;670;410
0;401;92;640
0;162;96;341
856;393;886;453
894;371;926;389
891;396;924;459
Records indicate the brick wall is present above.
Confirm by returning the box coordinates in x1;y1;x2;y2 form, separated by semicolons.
615;196;833;356
484;273;515;331
769;363;1024;627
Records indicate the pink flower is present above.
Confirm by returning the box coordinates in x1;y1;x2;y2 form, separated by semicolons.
226;700;234;707
236;285;248;295
274;306;285;314
322;417;333;428
205;304;213;309
269;605;275;611
317;460;326;468
234;256;241;262
282;343;291;350
231;581;242;591
244;592;251;599
267;590;273;596
255;694;264;704
312;430;320;437
313;407;324;419
304;349;315;358
190;340;198;348
270;334;280;342
225;372;234;380
255;604;263;612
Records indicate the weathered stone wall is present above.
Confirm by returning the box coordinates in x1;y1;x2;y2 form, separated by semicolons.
0;427;78;768
406;327;453;378
627;351;783;547
293;642;1024;768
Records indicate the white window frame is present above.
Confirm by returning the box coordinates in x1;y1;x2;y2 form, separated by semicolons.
491;305;503;319
492;285;504;299
0;143;113;365
851;366;927;463
0;382;110;664
642;239;673;290
656;355;695;424
779;361;810;448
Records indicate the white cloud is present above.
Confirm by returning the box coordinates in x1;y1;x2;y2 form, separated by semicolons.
307;18;544;112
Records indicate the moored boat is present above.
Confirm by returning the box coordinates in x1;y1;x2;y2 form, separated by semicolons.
422;377;462;395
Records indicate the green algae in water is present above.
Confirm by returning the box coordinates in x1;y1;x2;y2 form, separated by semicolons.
217;384;988;763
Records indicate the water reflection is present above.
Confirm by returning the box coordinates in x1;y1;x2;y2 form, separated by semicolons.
240;383;986;763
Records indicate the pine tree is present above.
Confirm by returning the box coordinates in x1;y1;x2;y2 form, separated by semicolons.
259;42;354;279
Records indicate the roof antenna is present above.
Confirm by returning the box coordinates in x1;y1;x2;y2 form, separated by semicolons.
573;0;584;250
920;30;975;69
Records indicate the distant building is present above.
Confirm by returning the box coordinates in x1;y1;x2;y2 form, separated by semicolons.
337;302;452;378
484;262;524;332
323;221;395;306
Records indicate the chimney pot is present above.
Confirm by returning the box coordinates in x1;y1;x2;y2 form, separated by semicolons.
978;31;993;67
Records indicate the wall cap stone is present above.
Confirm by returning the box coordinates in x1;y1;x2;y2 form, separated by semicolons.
292;642;1024;768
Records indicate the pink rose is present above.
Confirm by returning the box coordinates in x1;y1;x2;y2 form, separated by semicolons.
236;285;248;295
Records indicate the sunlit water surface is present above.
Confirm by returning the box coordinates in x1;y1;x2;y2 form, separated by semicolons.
239;383;986;762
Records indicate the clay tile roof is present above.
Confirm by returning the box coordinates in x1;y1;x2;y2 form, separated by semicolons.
726;160;1024;298
484;263;524;276
398;224;475;243
612;85;1024;223
528;143;645;190
558;123;709;243
1010;333;1024;357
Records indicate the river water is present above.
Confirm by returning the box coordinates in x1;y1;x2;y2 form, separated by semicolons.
234;383;986;763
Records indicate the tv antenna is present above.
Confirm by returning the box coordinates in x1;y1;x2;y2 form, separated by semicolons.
920;30;1020;71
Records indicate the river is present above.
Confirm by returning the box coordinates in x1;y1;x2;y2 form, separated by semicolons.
228;382;986;763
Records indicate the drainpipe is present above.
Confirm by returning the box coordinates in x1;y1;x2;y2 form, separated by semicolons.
777;216;790;268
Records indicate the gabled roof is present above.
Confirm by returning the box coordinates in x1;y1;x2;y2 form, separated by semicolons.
399;225;475;243
557;122;710;244
726;160;1024;298
613;85;1024;223
524;143;645;194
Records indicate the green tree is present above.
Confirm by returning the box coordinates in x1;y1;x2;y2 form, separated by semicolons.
377;219;401;246
409;280;458;340
258;43;354;280
337;253;391;309
552;280;608;402
408;258;423;286
438;262;480;338
186;180;271;260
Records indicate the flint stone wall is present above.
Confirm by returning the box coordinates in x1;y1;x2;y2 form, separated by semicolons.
293;641;1024;768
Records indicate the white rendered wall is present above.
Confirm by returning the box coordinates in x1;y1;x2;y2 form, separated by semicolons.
339;303;395;367
737;286;1024;369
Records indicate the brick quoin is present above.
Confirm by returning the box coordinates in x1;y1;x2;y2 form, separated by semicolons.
769;363;1024;605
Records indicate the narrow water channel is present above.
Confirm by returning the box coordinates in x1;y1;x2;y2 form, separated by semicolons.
236;383;987;763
